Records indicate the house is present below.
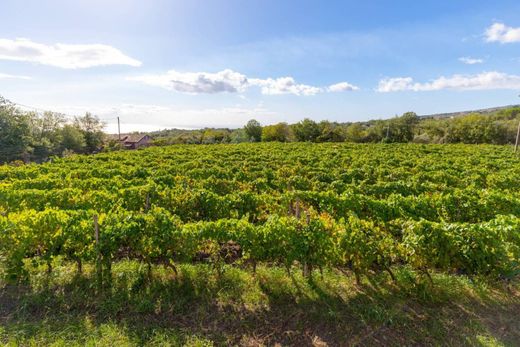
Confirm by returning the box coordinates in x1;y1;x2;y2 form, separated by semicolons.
113;134;152;149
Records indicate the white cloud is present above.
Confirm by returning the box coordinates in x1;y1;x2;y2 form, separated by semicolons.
249;76;322;96
377;71;520;92
376;77;415;92
0;38;141;69
51;103;281;130
484;23;520;43
0;72;31;80
129;69;358;96
129;69;249;94
327;81;360;92
458;57;484;65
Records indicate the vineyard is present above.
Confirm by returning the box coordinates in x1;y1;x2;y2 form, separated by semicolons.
1;142;519;285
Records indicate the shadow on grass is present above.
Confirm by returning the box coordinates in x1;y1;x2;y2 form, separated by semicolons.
1;262;519;346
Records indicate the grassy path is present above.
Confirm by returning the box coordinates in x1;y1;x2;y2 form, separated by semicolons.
1;261;519;346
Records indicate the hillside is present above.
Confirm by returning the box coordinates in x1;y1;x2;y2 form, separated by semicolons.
420;104;520;119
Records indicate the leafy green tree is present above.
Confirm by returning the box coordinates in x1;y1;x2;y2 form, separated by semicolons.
417;118;448;143
446;114;507;144
292;118;321;142
316;121;346;142
504;119;520;144
384;112;419;143
262;123;291;142
0;98;32;163
345;123;366;143
201;129;231;144
74;113;105;153
29;111;65;162
60;124;86;153
177;131;204;144
394;112;419;142
229;128;250;143
244;119;262;142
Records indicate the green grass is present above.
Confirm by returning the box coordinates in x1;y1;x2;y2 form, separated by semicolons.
0;260;519;346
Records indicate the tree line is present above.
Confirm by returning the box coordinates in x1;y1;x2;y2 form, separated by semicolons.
2;94;520;164
0;97;105;164
152;107;520;145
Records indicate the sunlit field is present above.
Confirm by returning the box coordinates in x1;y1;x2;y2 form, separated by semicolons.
1;143;519;345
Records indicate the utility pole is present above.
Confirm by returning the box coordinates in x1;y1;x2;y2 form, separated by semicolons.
117;116;121;141
515;120;520;153
515;95;520;153
117;116;122;149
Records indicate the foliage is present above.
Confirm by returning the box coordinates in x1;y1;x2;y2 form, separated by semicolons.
2;94;520;164
74;112;105;153
60;124;87;153
445;114;507;144
292;118;321;142
244;119;262;142
1;142;519;283
261;122;291;142
0;98;32;163
150;107;520;146
0;97;104;163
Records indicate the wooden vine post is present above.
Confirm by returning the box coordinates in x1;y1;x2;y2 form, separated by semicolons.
93;214;102;292
515;120;520;153
145;192;151;212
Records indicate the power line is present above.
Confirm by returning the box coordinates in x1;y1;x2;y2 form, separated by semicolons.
4;97;119;123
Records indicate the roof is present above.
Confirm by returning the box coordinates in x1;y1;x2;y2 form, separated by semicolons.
108;134;151;143
122;134;150;143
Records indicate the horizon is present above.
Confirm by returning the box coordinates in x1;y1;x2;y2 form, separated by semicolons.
1;0;520;133
101;103;520;135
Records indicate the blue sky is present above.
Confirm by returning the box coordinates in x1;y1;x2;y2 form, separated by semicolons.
1;0;520;132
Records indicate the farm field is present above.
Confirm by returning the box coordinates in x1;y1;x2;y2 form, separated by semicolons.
1;142;520;345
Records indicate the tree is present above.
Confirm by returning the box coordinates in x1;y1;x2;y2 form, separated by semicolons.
378;112;419;143
29;111;65;162
262;123;291;142
292;118;321;142
445;114;507;144
418;118;448;143
60;124;86;153
0;98;32;163
229;128;250;143
201;129;231;144
173;130;204;144
244;119;262;142
317;121;346;142
345;123;366;142
74;113;105;153
391;112;419;142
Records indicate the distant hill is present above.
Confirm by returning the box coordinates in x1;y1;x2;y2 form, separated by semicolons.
420;105;520;119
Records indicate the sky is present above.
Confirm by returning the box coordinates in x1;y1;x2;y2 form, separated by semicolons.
1;0;520;132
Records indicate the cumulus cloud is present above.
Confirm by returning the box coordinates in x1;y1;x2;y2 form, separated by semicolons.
129;69;249;94
54;103;281;130
485;23;520;43
327;81;360;92
129;69;358;96
0;38;141;69
458;57;484;65
377;71;520;92
376;77;415;92
0;72;31;80
249;77;322;96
